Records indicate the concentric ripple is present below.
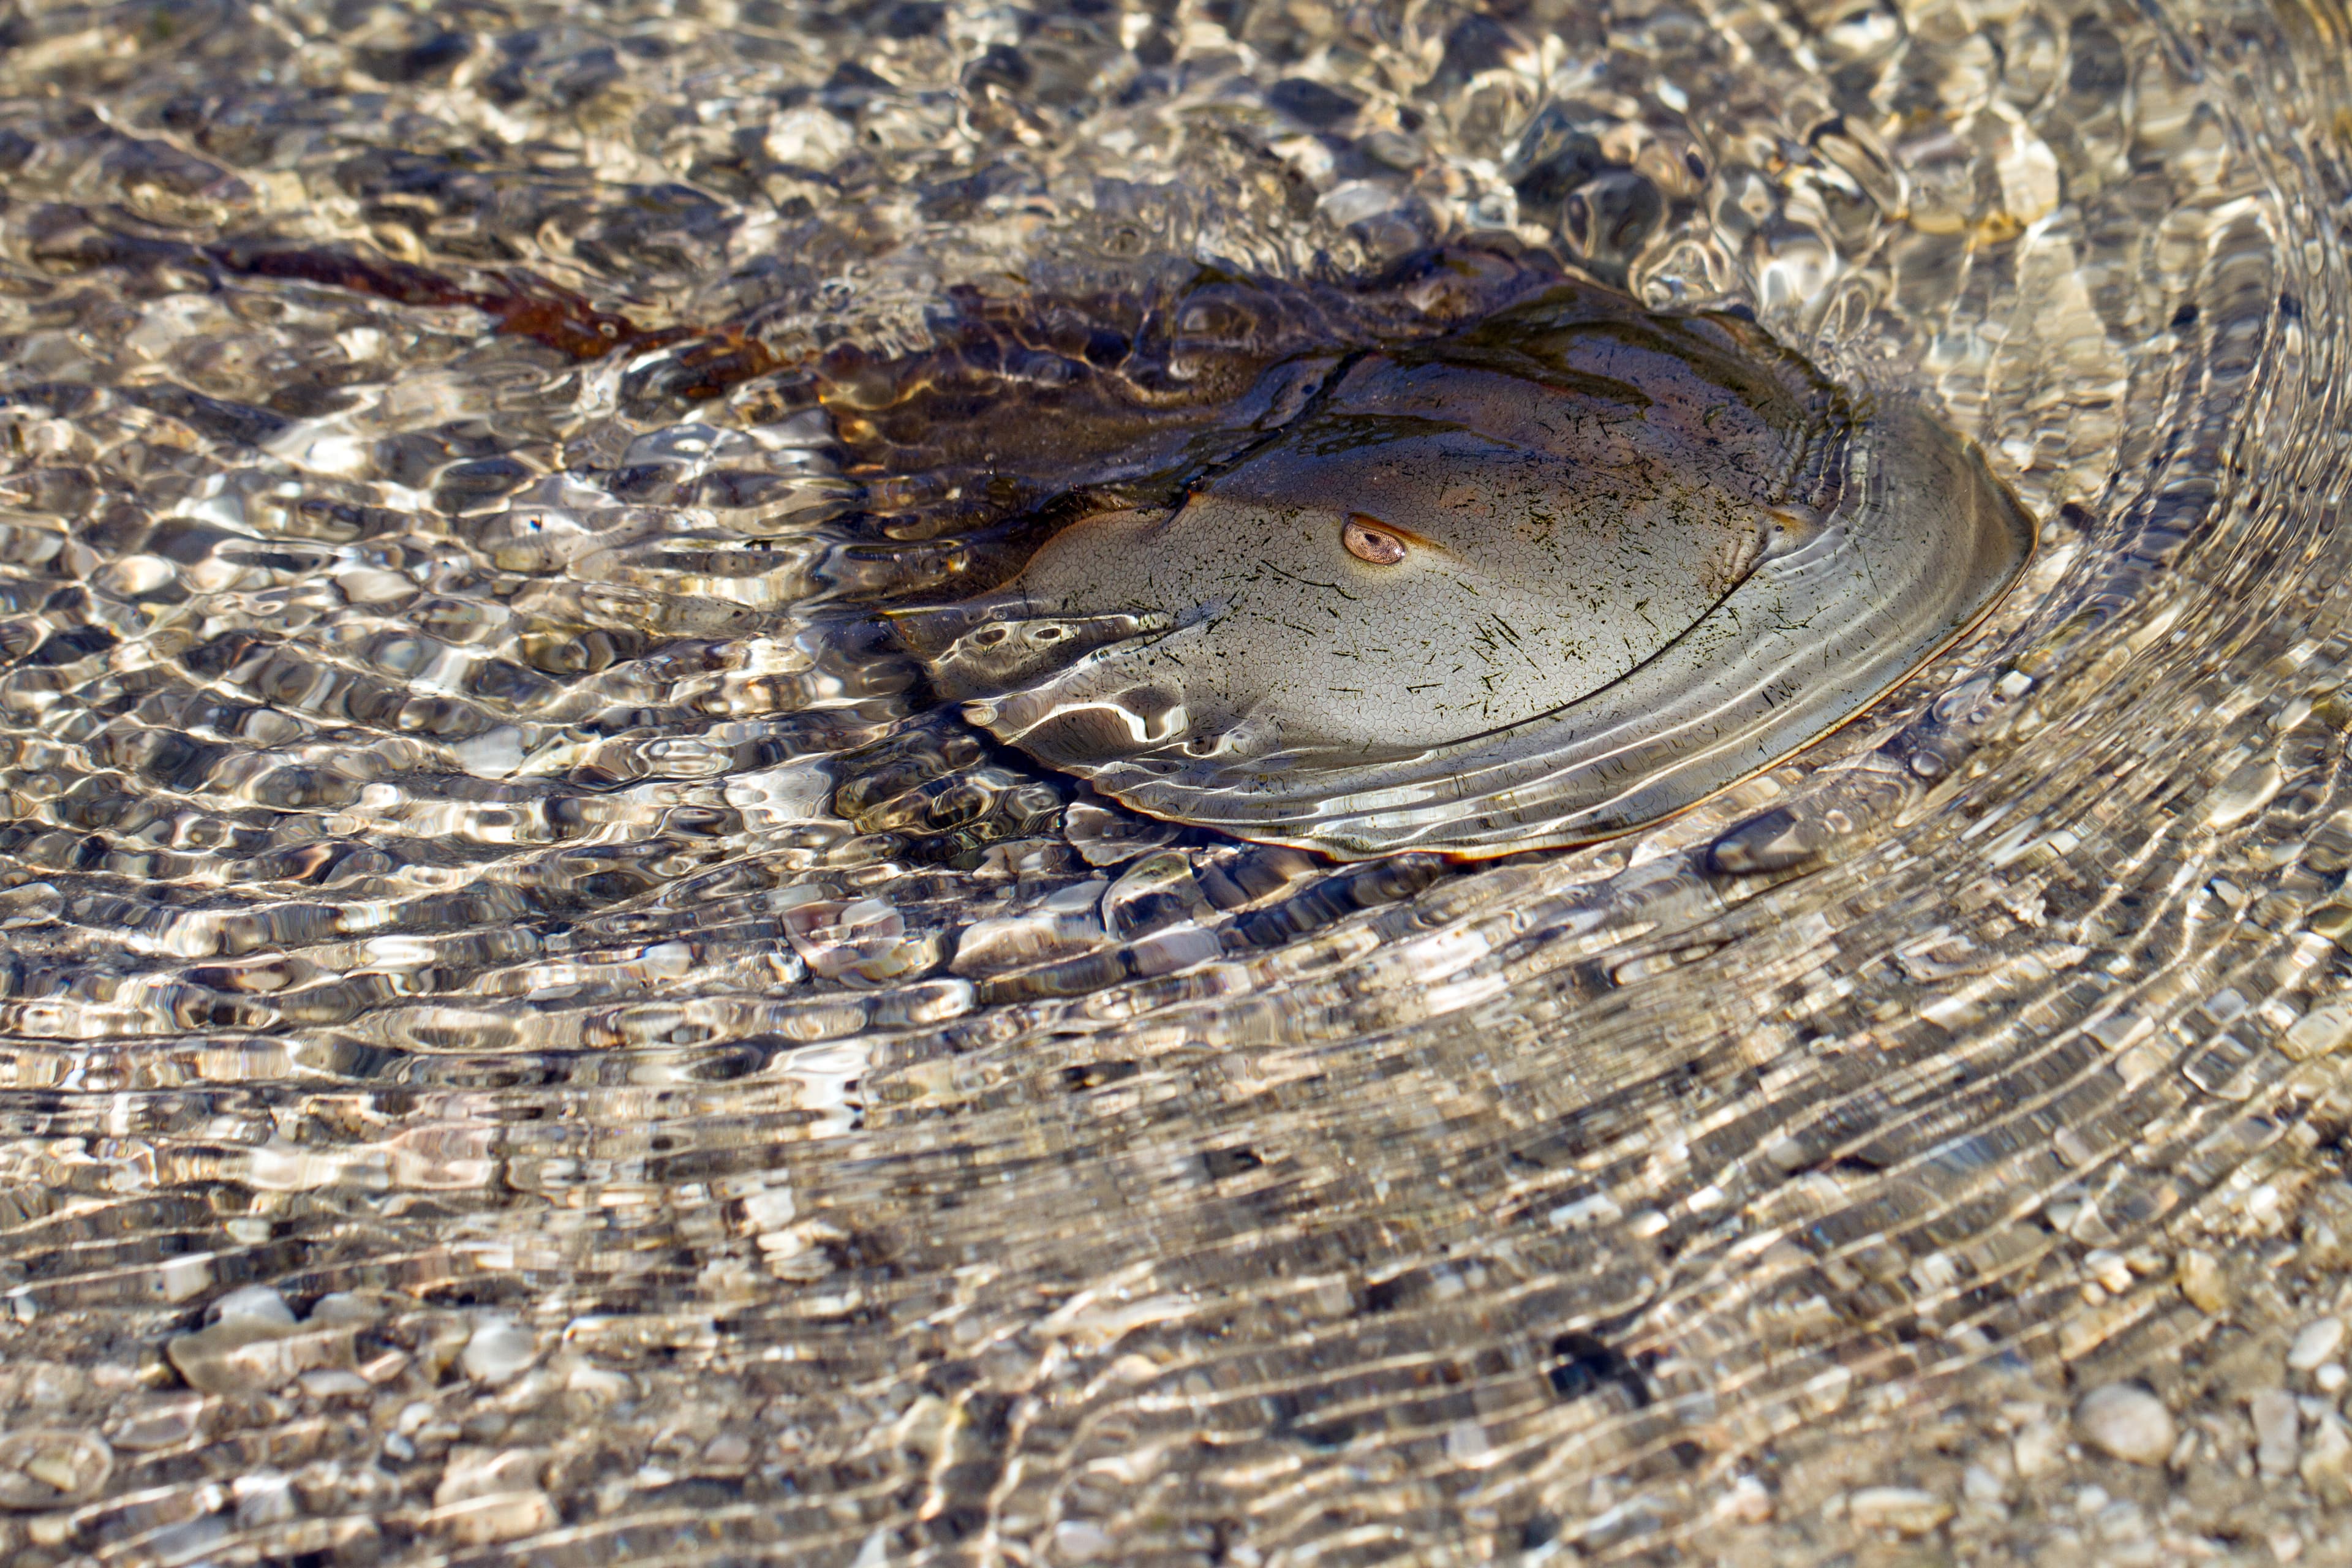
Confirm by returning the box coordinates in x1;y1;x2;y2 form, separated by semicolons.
0;0;2348;1563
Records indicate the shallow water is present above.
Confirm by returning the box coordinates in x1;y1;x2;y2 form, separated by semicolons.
0;0;2350;1562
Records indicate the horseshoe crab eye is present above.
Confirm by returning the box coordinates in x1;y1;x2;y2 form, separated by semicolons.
1343;514;1408;565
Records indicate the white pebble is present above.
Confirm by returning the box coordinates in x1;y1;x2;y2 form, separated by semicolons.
2083;1248;2133;1294
459;1317;536;1385
1961;1463;2007;1504
1716;1474;1773;1523
1054;1521;1115;1562
296;1369;369;1398
2320;1363;2348;1394
2075;1382;2175;1466
2290;1317;2346;1371
2252;1388;2302;1478
2013;1418;2066;1477
210;1285;295;1327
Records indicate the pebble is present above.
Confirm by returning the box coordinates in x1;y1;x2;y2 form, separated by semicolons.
460;1317;537;1385
297;1368;371;1398
2013;1418;2066;1476
2301;1413;2352;1505
233;1469;296;1528
702;1431;753;1468
431;1489;556;1547
2320;1363;2347;1394
167;1311;351;1396
433;1447;544;1507
1846;1486;1953;1536
1717;1474;1773;1524
110;1395;204;1452
2289;1317;2346;1371
2074;1382;2175;1466
2252;1388;2301;1478
308;1292;385;1327
211;1284;296;1327
1961;1463;2008;1504
1054;1521;1115;1562
2083;1248;2133;1294
2092;1498;2149;1543
2177;1248;2231;1314
0;1431;113;1509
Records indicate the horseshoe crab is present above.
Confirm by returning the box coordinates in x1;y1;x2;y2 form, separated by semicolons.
894;282;2035;859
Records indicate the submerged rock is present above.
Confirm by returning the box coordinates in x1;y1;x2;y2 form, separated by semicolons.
0;1431;112;1510
2074;1382;2174;1466
1845;1486;1953;1536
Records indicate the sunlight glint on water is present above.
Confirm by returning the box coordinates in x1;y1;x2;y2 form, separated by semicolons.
0;0;2346;1561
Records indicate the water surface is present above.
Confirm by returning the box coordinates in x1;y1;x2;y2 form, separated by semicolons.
0;0;2348;1562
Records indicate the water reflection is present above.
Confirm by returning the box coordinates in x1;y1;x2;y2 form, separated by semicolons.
0;0;2346;1561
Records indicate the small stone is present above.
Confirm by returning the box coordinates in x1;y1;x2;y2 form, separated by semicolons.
0;1431;113;1509
307;1292;385;1327
434;1447;544;1508
2013;1418;2066;1477
563;1358;630;1402
297;1368;371;1398
2320;1363;2348;1395
233;1470;297;1528
211;1284;296;1327
167;1314;352;1395
459;1317;536;1385
701;1431;753;1469
2075;1382;2175;1466
2177;1249;2231;1314
2252;1388;2302;1478
1054;1520;1116;1562
1846;1486;1953;1536
2291;1318;2347;1371
23;1513;72;1547
1717;1474;1774;1523
2093;1498;2149;1542
110;1395;205;1452
2083;1248;2133;1294
1961;1463;2008;1504
2302;1413;2352;1505
22;1450;86;1493
431;1489;556;1546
